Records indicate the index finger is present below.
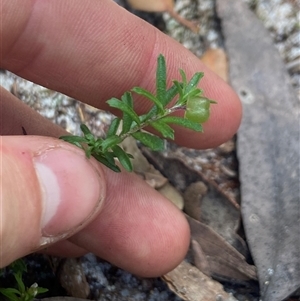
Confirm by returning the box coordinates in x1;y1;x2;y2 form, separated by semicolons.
1;0;242;148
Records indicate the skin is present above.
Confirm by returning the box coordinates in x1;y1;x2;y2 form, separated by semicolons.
0;0;242;277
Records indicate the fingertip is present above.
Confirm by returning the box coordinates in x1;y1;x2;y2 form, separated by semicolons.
0;136;106;267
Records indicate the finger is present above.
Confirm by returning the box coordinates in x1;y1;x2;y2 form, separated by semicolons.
1;90;190;276
41;240;88;258
44;174;190;277
1;0;242;148
69;168;190;277
0;134;106;267
0;87;65;137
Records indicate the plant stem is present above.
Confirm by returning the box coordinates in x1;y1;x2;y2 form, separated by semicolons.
117;105;186;141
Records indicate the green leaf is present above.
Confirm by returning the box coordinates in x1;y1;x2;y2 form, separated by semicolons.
156;54;166;103
93;153;121;172
179;69;187;85
149;120;174;139
132;132;164;151
59;135;87;144
0;288;21;301
80;124;92;136
112;145;133;172
185;72;204;94
59;137;85;150
107;97;141;125
0;288;21;295
100;135;122;152
121;92;134;134
85;147;92;158
103;151;116;165
178;88;203;106
160;116;203;132
121;92;134;108
184;88;203;100
139;106;158;123
164;84;180;106
36;287;48;294
11;259;27;274
106;118;121;138
132;87;164;113
94;138;103;149
14;273;25;293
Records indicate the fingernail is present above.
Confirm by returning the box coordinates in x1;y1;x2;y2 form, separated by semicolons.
33;147;105;246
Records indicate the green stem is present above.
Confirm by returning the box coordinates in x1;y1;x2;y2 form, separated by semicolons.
116;105;186;142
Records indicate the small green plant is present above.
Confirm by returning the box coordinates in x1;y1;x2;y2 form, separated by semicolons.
60;54;216;172
0;259;48;301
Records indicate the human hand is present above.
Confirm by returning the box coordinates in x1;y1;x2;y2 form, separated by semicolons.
0;0;242;277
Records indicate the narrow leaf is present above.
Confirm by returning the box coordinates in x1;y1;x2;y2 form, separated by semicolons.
80;124;92;136
101;135;122;152
184;88;203;100
132;87;164;113
93;153;121;172
122;114;134;135
14;273;25;293
132;132;164;151
149;120;175;139
160;116;203;132
139;106;158;123
179;69;187;84
121;91;134;108
80;124;95;141
85;147;92;158
121;92;134;134
173;81;184;102
94;138;103;149
164;84;180;106
36;287;49;294
0;288;21;295
0;289;21;301
103;151;116;165
179;88;203;105
156;54;166;103
106;117;121;138
112;145;133;171
107;97;140;125
59;136;87;144
11;259;27;274
185;72;204;94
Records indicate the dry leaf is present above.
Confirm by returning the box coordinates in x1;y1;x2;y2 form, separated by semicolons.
121;137;184;209
187;215;257;281
157;182;184;209
162;260;238;301
217;1;300;300
127;0;173;12
191;239;211;277
200;48;229;82
127;0;199;33
144;169;168;189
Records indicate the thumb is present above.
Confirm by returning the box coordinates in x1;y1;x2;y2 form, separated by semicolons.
0;136;106;267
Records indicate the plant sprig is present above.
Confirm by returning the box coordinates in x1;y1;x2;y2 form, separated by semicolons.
60;54;216;172
0;259;48;301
